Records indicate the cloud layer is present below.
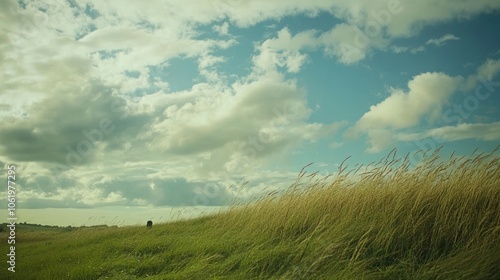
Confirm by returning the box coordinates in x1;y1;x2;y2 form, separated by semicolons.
1;0;499;209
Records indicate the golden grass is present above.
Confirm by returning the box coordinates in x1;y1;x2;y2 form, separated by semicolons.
3;146;499;279
210;146;500;278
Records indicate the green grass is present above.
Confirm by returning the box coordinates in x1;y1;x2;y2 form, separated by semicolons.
2;147;499;279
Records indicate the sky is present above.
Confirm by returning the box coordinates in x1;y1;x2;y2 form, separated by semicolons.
1;0;499;226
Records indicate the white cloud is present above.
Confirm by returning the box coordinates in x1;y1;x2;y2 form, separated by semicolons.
477;59;500;81
212;1;500;65
397;122;500;142
365;129;395;153
321;23;387;64
391;45;425;54
426;34;459;46
254;22;388;67
346;72;463;153
391;46;409;53
198;54;227;81
347;59;500;153
378;0;500;37
348;72;462;133
252;27;319;74
251;0;498;65
213;21;230;35
392;33;460;55
147;78;344;164
465;59;500;90
211;0;499;63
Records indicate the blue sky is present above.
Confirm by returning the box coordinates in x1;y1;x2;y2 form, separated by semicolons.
1;0;499;226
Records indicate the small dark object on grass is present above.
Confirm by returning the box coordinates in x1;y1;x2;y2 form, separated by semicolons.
147;220;153;228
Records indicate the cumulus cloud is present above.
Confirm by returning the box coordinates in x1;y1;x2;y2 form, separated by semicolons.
345;72;463;153
347;59;499;153
347;72;462;134
255;22;388;67
252;27;319;74
321;23;388;64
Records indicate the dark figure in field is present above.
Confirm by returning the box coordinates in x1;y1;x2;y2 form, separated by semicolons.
147;220;153;228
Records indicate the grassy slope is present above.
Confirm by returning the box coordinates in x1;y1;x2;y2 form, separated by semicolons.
2;148;499;280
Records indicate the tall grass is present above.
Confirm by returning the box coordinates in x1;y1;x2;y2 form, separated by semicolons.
3;147;499;279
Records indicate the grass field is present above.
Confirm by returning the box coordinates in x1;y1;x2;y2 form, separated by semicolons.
2;147;499;279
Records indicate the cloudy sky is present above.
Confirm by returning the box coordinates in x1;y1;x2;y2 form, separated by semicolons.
1;0;499;226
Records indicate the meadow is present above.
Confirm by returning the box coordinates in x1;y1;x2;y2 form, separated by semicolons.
1;147;499;279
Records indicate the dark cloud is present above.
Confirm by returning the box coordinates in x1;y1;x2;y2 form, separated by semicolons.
0;79;151;167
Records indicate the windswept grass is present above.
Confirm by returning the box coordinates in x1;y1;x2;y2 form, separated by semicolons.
2;147;499;279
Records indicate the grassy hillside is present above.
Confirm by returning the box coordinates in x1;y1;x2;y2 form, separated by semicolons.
2;148;499;279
